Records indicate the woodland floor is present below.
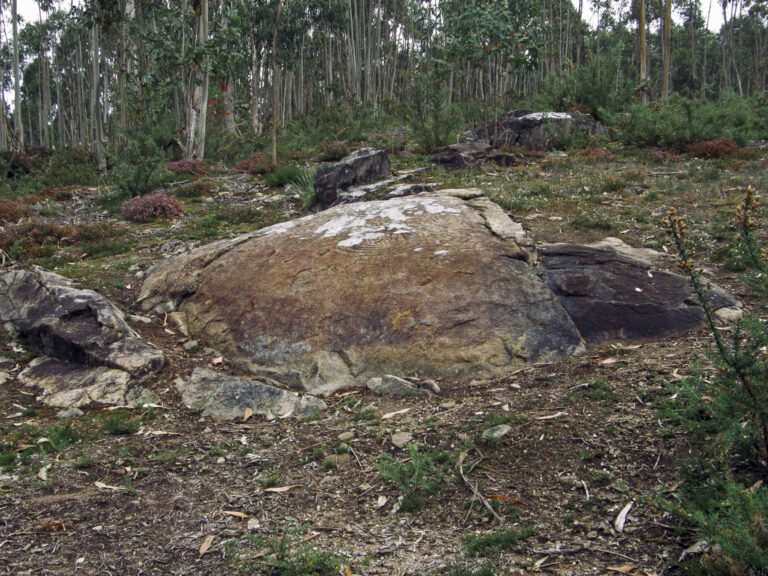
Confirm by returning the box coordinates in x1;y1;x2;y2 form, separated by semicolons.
1;145;767;575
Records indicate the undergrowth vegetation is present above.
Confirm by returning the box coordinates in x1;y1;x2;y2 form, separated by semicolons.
662;188;768;575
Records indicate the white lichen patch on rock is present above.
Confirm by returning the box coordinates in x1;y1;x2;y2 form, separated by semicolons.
313;196;463;248
521;112;573;121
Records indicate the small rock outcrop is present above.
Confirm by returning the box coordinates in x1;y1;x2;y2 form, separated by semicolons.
0;267;165;407
459;110;607;151
314;148;392;207
430;142;518;170
175;368;326;420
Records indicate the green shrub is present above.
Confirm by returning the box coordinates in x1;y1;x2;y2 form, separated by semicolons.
111;138;170;197
264;165;304;188
618;95;765;149
465;527;535;557
103;411;139;435
662;191;768;575
375;444;452;513
40;148;98;187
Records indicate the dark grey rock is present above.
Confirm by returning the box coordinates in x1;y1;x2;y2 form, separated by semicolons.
460;111;607;151
0;266;165;408
538;243;740;344
0;267;165;379
314;148;392;207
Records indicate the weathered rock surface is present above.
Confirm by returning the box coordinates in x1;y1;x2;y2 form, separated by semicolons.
538;243;740;344
175;368;326;420
366;375;431;397
314;148;392;207
0;266;165;407
140;190;584;392
459;110;606;151
18;357;158;408
139;189;740;401
430;142;518;169
337;170;434;204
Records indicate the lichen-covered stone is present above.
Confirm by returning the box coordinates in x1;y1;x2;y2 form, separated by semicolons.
140;191;584;392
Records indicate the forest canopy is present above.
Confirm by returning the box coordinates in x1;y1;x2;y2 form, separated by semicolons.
0;0;766;165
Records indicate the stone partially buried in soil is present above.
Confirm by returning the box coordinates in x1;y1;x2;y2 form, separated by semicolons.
175;368;326;420
0;266;165;408
140;190;586;392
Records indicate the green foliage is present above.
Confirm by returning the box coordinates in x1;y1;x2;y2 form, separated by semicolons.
407;65;464;152
111;137;170;198
40;149;98;187
103;411;139;436
264;165;305;188
375;444;452;513
235;531;342;575
661;191;768;574
538;47;634;117
430;563;497;576
465;527;536;557
617;94;765;149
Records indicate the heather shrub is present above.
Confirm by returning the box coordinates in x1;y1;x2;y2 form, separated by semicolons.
120;192;183;222
234;153;271;175
687;138;747;160
165;159;208;175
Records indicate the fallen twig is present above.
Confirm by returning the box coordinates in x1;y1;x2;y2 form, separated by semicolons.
533;546;639;563
457;450;504;525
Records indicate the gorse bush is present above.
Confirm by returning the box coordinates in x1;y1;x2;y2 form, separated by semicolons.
120;192;183;222
663;189;768;575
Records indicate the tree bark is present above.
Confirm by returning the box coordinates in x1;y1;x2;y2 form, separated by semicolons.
11;0;24;151
271;0;282;167
91;15;106;172
639;0;648;103
661;0;672;98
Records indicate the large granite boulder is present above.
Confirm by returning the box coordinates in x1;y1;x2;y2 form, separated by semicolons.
140;190;584;393
139;190;739;399
0;267;164;407
538;243;740;344
460;110;607;151
314;148;392;207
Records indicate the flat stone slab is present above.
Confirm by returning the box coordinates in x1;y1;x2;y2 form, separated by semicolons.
175;368;326;420
538;243;740;344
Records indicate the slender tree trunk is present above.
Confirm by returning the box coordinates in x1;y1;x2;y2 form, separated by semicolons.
271;0;283;167
193;0;209;159
640;0;648;102
222;77;238;135
249;32;262;133
91;16;106;172
11;0;24;151
661;0;672;98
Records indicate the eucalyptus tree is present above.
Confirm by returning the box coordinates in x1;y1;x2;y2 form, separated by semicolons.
441;0;546;130
11;0;23;151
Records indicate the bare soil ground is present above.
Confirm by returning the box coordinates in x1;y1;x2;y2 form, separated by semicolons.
0;149;765;575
